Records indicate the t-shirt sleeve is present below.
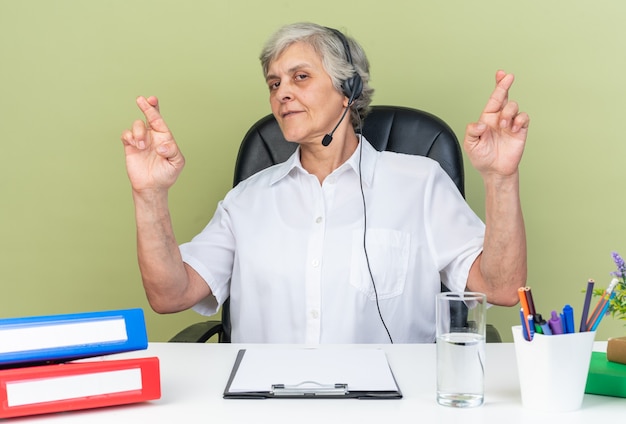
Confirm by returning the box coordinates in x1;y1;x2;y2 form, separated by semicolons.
423;164;485;292
179;199;235;316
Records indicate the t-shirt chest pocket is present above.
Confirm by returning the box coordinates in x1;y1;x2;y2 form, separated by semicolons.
349;229;410;300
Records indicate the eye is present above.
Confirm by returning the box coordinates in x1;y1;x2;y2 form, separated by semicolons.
295;73;308;81
268;80;280;91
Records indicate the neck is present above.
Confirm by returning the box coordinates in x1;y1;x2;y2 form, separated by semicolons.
300;131;359;184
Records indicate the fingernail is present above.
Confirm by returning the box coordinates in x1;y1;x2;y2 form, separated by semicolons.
138;140;145;149
500;119;508;129
157;145;167;154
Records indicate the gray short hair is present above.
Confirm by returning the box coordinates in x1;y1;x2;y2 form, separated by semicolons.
260;22;374;130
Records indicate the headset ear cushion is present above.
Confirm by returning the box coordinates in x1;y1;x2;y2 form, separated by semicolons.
326;26;363;105
343;74;363;105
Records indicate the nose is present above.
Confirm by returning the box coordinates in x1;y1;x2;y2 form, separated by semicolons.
274;81;293;103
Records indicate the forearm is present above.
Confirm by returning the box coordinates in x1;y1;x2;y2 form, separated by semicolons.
132;189;201;313
473;171;527;305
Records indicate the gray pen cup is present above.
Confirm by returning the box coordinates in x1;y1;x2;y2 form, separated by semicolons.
436;292;486;408
512;326;596;412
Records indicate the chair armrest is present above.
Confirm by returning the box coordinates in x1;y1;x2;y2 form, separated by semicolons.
486;324;502;343
169;320;224;343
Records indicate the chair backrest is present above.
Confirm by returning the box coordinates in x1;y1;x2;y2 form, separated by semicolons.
219;105;464;342
234;105;464;194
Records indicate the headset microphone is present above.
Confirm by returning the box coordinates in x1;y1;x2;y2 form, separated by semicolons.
322;105;350;147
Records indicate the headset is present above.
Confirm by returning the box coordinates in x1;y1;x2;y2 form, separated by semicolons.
321;28;364;147
325;27;394;343
325;27;363;106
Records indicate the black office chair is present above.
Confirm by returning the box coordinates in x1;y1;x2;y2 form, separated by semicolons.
169;105;502;343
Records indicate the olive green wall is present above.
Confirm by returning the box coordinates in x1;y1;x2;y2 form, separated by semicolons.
2;1;625;342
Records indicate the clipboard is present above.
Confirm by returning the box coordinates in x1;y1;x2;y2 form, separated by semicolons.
223;348;402;399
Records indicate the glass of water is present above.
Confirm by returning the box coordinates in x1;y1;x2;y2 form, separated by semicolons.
436;291;486;408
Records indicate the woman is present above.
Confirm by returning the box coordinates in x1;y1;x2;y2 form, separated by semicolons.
120;22;529;343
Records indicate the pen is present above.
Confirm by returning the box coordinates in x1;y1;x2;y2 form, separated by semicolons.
528;315;535;340
579;279;594;332
589;292;616;331
548;310;563;335
586;278;618;331
536;314;552;335
563;305;575;334
520;308;531;341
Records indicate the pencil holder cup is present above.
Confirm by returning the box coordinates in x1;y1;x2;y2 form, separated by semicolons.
511;326;596;412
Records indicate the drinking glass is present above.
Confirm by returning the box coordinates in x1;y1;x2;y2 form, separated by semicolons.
436;291;486;408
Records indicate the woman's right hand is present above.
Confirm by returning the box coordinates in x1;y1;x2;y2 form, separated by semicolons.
120;96;185;193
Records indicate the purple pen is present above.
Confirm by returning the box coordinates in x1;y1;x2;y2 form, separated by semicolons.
548;310;563;334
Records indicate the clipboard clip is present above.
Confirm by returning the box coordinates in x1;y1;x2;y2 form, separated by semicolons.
271;381;348;396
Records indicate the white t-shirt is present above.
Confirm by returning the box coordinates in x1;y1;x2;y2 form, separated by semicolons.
179;138;485;344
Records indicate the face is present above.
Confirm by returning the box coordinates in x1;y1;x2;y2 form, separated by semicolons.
266;42;347;145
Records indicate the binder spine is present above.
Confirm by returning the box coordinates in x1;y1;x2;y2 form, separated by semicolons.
0;308;148;366
0;357;161;418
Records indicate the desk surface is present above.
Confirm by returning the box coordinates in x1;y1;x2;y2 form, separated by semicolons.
10;342;624;423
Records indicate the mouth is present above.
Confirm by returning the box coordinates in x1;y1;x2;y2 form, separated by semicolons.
281;110;302;119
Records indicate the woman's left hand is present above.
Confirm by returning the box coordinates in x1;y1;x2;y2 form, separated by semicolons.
464;70;530;178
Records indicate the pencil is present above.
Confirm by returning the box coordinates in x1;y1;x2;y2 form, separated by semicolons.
518;287;532;340
586;278;618;330
524;287;537;319
579;279;594;332
590;292;615;331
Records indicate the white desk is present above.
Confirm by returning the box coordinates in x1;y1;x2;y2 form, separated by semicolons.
12;342;624;423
